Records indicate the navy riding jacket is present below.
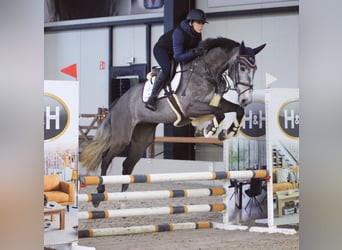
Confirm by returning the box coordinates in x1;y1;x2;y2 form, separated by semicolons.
154;20;202;63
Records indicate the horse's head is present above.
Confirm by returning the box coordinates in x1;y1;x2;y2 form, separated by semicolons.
227;41;266;106
199;38;265;107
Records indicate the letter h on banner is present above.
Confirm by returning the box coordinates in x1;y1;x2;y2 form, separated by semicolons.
45;106;60;130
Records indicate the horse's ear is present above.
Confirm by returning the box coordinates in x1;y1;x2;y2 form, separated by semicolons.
253;43;266;55
240;41;246;53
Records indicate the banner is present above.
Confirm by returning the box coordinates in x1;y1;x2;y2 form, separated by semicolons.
266;88;299;168
44;80;79;180
227;89;267;171
265;88;299;227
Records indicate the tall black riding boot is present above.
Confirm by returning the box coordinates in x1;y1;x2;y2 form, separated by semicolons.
145;71;167;111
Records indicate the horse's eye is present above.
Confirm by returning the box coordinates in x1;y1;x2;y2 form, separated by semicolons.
240;65;246;72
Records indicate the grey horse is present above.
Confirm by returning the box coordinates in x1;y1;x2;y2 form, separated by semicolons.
80;37;265;207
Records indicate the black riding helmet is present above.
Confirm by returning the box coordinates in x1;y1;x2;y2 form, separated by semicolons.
186;9;208;23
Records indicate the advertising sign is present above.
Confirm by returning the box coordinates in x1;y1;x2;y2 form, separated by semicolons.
265;88;299;227
227;90;266;171
44;80;79;180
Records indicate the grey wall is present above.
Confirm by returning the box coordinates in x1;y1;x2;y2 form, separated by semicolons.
2;0;44;249
299;0;342;249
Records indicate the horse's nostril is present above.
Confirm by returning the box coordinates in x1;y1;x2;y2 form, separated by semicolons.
240;98;251;107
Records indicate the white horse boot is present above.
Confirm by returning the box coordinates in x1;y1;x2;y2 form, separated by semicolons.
204;113;225;137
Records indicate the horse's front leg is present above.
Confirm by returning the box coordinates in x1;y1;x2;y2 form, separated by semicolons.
218;105;245;140
203;112;225;137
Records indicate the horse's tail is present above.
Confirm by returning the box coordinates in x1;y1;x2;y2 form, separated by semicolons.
80;113;112;172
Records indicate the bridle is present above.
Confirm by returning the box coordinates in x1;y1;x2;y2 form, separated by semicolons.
186;51;257;98
222;55;257;97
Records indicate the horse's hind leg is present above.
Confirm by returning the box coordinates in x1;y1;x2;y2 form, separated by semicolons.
96;149;112;194
121;123;157;192
92;144;127;207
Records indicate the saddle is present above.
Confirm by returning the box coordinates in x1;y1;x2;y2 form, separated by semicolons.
146;60;177;94
143;60;181;101
143;62;190;127
143;60;223;128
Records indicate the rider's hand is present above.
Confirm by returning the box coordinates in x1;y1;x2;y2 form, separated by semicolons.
192;48;205;57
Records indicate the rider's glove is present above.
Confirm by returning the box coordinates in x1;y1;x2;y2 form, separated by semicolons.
192;48;205;57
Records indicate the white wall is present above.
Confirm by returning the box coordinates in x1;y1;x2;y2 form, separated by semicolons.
44;11;298;113
112;25;147;66
202;12;298;89
111;23;163;68
196;0;298;13
150;24;164;68
44;28;109;114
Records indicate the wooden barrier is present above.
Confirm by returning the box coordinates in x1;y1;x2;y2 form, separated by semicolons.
79;107;108;145
148;136;223;158
154;137;223;144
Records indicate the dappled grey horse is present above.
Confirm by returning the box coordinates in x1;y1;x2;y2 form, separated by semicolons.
80;37;265;207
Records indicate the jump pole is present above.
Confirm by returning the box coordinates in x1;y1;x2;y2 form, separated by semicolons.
79;221;213;238
78;187;225;202
78;203;226;219
78;169;268;236
79;170;268;186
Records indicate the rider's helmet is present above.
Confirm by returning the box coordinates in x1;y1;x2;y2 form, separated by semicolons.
186;9;208;23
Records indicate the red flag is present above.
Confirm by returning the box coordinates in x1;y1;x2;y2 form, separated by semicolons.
60;64;77;80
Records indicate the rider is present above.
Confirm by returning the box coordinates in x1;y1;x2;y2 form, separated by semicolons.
145;9;208;111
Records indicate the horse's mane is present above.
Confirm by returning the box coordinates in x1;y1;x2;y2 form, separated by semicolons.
199;37;239;52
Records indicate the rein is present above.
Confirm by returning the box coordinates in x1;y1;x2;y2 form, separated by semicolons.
177;51;257;98
179;58;198;96
201;53;257;99
201;56;230;95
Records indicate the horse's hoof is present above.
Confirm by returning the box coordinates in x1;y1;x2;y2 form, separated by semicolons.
92;200;100;208
121;184;129;192
227;131;236;139
204;123;217;137
97;185;105;194
218;129;238;140
218;130;226;140
194;128;204;137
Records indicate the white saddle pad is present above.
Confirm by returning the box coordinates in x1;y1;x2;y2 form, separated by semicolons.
142;64;182;102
